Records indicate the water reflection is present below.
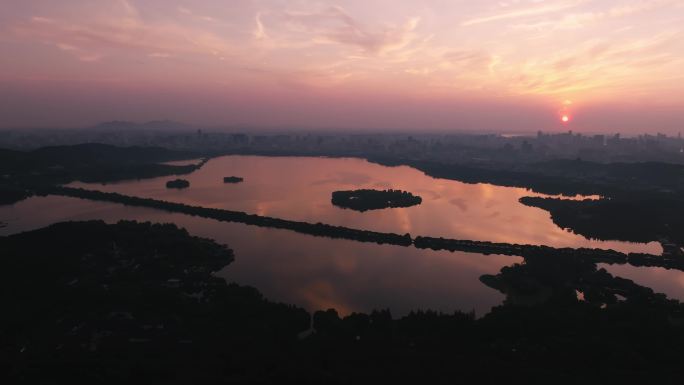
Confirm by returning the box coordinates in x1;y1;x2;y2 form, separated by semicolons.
0;196;519;316
70;155;660;254
600;263;684;302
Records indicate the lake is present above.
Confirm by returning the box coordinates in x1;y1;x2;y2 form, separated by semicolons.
0;195;519;316
2;155;680;316
69;155;660;254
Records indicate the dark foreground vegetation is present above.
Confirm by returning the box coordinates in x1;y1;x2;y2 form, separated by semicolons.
3;221;684;384
0;221;310;384
331;189;422;211
521;196;684;249
370;157;684;197
0;144;204;205
0;186;31;205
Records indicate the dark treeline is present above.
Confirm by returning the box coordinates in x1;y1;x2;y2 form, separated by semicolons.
369;157;684;197
46;186;683;271
0;144;205;205
480;247;673;307
414;236;684;270
4;220;684;384
369;156;608;197
331;189;422;211
170;146;684;197
309;243;684;384
88;142;684;198
206;148;684;198
1;221;310;383
0;186;31;205
520;196;684;246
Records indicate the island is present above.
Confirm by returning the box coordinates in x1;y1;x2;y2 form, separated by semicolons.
331;189;422;211
223;176;244;183
166;178;190;189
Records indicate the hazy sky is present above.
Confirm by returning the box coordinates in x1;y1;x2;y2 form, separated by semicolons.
1;0;683;133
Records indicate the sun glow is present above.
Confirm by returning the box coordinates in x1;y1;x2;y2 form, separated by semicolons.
561;115;570;123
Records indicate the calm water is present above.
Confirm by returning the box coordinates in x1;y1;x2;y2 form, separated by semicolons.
0;195;519;316
600;263;684;302
2;155;679;314
71;155;660;254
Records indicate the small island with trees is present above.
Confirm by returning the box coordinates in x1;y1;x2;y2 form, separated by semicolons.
166;179;190;189
331;189;422;212
223;176;244;183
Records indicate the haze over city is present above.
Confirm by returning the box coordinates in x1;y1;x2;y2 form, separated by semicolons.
1;0;683;132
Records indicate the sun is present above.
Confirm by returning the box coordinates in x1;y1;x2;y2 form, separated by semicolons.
561;115;570;123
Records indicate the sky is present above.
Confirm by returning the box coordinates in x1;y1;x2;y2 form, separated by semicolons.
0;0;683;133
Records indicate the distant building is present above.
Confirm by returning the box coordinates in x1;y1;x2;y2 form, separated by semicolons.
592;135;605;147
